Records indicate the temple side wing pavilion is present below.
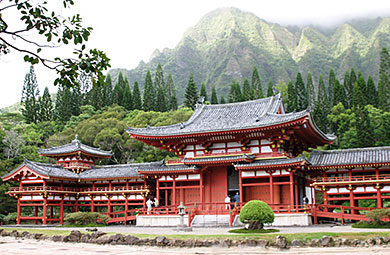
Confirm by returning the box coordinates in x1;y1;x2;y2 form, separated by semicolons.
3;94;390;226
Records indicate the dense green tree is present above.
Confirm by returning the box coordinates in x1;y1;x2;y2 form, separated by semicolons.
154;63;167;111
295;72;308;111
211;85;218;104
166;74;177;110
199;83;208;102
306;73;315;108
113;73;126;106
143;70;156;111
220;96;226;104
354;106;375;148
343;71;351;108
156;85;167;112
251;65;264;99
122;79;133;110
378;48;390;111
21;65;40;124
266;80;274;97
286;81;296;112
352;72;367;108
102;74;113;107
328;68;336;106
39;87;53;122
184;73;199;110
228;80;242;103
366;76;378;107
70;86;81;116
313;75;329;132
132;81;142;110
333;79;346;107
55;86;72;122
242;78;252;101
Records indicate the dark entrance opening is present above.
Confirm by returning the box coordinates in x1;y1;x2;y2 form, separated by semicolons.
227;166;239;199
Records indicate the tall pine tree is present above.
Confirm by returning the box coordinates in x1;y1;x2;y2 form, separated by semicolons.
286;81;296;112
21;65;40;123
313;74;329;132
143;70;155;111
132;81;142;110
200;82;208;102
55;86;72;122
352;72;367;108
328;68;336;106
102;74;113;107
242;78;252;101
122;78;133;110
211;85;218;104
184;73;199;110
266;80;274;97
166;74;177;110
343;70;353;108
38;87;53;122
333;79;347;107
306;72;315;108
229;80;242;103
251;65;264;99
154;63;167;111
366;76;378;107
295;72;308;111
378;48;390;111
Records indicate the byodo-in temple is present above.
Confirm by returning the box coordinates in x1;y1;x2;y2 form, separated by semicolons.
3;94;390;226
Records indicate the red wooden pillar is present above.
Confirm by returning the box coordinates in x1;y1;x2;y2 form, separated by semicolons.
124;195;128;225
289;171;294;208
239;170;243;204
156;178;160;204
294;176;299;207
200;171;204;210
324;190;328;205
60;196;64;224
172;177;176;206
16;196;21;225
349;190;355;214
269;173;274;204
42;197;48;225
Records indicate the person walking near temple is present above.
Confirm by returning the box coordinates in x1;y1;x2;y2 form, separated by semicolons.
225;194;231;210
234;192;240;203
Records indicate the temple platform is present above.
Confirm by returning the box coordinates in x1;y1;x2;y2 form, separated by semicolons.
136;213;312;227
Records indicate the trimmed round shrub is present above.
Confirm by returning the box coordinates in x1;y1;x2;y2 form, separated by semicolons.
239;200;274;229
64;212;110;225
366;209;390;225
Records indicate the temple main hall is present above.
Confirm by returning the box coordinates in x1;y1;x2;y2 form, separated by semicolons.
3;94;390;226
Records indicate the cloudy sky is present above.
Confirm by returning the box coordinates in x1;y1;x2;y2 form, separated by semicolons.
1;0;390;108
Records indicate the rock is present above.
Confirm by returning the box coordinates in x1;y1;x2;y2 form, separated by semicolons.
10;230;19;237
291;239;302;247
0;229;3;234
124;235;140;245
184;239;194;247
80;234;91;243
51;235;63;242
310;239;320;247
366;238;376;246
257;239;268;248
90;231;106;240
374;236;383;245
20;231;29;238
274;235;287;249
64;230;81;242
320;236;334;247
108;234;124;244
219;239;229;248
1;230;10;236
245;239;257;246
339;238;350;246
351;239;360;246
383;237;390;244
32;233;43;240
155;236;168;246
95;235;110;245
86;227;98;232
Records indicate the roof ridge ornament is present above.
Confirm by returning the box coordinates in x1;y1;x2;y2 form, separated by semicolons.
72;134;81;148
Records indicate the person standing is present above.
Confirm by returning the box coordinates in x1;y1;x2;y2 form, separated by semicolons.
225;195;231;210
146;198;154;214
234;192;240;203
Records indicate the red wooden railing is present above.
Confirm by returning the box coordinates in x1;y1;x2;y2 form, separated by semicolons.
314;174;390;183
9;185;149;193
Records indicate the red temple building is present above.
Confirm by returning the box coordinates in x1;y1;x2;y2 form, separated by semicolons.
3;94;390;226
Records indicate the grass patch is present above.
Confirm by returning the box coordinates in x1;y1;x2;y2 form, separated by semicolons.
228;228;279;234
57;223;107;228
352;221;390;229
1;227;76;236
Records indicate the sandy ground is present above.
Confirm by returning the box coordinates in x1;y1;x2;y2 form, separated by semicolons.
1;236;390;255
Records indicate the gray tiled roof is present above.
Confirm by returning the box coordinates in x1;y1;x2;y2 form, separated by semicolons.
182;154;255;164
39;137;112;157
235;156;307;169
128;94;296;137
309;147;390;168
137;164;199;173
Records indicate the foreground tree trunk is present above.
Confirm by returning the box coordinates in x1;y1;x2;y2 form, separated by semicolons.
245;220;264;230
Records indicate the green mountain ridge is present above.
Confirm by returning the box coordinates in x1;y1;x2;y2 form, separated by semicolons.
108;7;390;102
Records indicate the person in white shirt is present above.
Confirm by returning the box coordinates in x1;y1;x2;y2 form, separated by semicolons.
225;195;231;210
146;198;154;214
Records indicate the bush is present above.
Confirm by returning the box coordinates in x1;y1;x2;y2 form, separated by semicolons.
3;212;17;225
239;200;274;229
64;212;111;225
366;209;390;225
